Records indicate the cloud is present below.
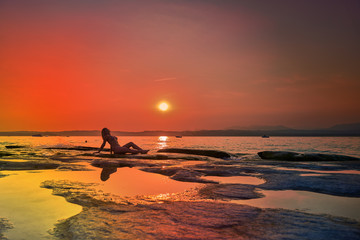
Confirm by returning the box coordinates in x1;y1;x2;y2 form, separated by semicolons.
153;77;177;82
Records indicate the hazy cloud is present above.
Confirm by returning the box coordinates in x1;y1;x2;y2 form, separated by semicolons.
154;77;177;82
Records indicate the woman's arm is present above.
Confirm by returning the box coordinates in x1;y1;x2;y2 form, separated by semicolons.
98;140;106;153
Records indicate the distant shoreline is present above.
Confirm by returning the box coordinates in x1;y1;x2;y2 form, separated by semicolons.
1;129;359;137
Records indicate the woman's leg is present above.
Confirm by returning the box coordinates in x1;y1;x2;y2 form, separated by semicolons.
122;142;143;150
114;144;149;154
114;146;139;154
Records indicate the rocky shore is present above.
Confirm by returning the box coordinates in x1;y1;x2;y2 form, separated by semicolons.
0;147;360;239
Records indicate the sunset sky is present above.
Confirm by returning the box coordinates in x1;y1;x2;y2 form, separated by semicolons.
1;0;359;131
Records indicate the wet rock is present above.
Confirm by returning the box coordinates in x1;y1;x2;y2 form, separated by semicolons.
57;164;93;171
50;156;93;162
0;217;13;239
90;153;207;161
258;151;360;161
5;145;26;149
235;158;360;197
0;151;14;157
195;166;243;176
142;163;252;184
44;155;80;162
46;146;109;152
259;173;360;197
0;160;60;170
199;184;263;200
41;180;105;208
158;148;232;159
52;201;360;240
170;169;213;183
244;156;360;172
258;151;299;160
42;178;360;239
94;153;171;159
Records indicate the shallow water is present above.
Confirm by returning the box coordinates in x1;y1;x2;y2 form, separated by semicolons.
0;166;198;239
299;173;329;177
46;165;198;197
1;136;360;238
201;175;265;185
233;190;360;221
0;171;82;239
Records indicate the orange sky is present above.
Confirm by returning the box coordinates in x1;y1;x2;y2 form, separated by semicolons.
1;1;360;131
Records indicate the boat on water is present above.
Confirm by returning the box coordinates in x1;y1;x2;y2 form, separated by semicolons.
175;136;183;138
261;135;270;138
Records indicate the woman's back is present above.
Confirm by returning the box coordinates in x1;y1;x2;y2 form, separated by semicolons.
106;135;121;147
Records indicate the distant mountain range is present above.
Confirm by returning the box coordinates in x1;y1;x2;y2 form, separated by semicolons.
1;123;360;136
227;125;294;131
327;122;360;132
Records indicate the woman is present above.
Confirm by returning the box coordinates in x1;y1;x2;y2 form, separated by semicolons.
97;128;149;154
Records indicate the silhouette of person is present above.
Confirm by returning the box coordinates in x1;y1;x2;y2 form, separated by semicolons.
97;128;149;154
100;167;118;181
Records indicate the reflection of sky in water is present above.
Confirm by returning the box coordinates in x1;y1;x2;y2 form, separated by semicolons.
1;135;360;237
0;166;198;239
233;190;360;221
83;165;197;196
201;175;265;185
0;171;82;239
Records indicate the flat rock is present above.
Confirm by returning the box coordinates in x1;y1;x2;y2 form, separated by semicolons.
0;151;14;157
158;148;232;159
89;153;207;161
259;172;360;197
200;184;263;200
5;145;26;149
53;202;360;240
258;151;360;161
0;217;13;239
45;146;109;152
0;160;60;170
93;153;171;159
45;179;360;240
170;169;213;183
42;178;360;240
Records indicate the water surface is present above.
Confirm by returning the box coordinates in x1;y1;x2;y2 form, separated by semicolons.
0;171;82;239
233;190;360;221
0;166;198;239
1;136;360;158
1;136;360;238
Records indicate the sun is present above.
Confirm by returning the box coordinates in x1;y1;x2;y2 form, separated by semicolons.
158;102;169;111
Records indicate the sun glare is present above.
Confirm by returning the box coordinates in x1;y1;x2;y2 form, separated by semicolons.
158;136;168;141
158;102;169;111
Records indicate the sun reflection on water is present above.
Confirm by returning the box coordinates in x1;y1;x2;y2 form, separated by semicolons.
159;136;168;141
157;136;168;149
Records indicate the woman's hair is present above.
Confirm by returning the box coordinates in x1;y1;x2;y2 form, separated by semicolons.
101;128;111;139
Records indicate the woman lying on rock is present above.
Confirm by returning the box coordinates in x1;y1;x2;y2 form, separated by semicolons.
96;128;149;154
